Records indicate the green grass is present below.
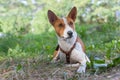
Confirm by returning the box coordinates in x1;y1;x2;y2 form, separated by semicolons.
0;21;120;62
0;32;57;60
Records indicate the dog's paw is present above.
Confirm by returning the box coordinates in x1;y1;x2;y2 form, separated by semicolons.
77;64;86;73
51;59;57;63
65;63;80;67
51;58;60;63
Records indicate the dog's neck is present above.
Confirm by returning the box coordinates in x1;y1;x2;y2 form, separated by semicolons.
57;32;77;52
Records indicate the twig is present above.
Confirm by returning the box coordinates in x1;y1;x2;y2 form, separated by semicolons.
63;72;67;80
52;68;60;76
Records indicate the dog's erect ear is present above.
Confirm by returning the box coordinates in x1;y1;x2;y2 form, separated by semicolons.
67;7;77;22
47;10;58;25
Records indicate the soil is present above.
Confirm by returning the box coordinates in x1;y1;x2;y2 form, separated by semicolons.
0;59;120;80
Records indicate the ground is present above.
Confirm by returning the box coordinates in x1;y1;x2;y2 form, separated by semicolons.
0;57;120;80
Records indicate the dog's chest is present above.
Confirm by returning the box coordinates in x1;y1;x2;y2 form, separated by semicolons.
59;42;86;63
59;40;73;51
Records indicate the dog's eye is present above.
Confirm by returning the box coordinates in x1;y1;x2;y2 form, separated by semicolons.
58;23;63;27
69;21;73;26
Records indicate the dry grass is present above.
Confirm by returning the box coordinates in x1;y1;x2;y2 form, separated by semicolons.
0;56;120;80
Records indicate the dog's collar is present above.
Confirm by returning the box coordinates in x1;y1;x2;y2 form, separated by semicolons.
59;37;78;63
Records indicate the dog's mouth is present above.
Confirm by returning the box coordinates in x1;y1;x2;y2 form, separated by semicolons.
67;35;73;39
61;35;73;40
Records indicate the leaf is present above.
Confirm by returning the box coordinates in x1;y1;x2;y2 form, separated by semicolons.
16;64;22;71
113;57;120;66
94;63;107;69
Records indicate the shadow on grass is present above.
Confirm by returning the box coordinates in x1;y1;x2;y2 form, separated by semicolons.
0;31;57;60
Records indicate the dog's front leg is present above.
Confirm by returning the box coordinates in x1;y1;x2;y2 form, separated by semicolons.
51;50;60;63
65;63;80;67
65;62;86;73
77;61;86;73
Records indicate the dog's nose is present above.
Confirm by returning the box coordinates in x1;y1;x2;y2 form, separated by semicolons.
67;31;73;37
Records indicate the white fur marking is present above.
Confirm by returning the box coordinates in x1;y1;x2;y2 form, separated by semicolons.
62;17;73;39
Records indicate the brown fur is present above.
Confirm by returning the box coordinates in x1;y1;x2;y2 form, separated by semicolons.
53;50;59;59
66;17;75;30
53;17;75;37
77;37;85;52
53;19;65;37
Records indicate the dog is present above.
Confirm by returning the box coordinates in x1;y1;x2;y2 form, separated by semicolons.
47;6;90;73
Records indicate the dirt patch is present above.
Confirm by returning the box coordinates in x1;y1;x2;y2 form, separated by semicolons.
0;59;120;80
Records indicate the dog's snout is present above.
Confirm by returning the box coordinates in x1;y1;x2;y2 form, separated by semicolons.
67;31;73;37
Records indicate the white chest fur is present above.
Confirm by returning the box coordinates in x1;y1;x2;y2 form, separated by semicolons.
58;30;77;51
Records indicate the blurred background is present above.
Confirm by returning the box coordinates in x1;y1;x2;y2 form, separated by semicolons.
0;0;120;79
0;0;120;34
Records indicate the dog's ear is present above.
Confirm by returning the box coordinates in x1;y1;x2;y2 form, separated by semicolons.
67;7;77;22
48;10;58;25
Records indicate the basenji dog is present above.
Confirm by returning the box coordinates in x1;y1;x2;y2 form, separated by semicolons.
47;7;90;73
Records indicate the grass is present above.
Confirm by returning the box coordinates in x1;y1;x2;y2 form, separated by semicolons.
0;21;120;80
0;16;120;59
0;20;120;63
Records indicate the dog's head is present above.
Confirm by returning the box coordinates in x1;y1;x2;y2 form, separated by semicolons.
47;7;77;40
